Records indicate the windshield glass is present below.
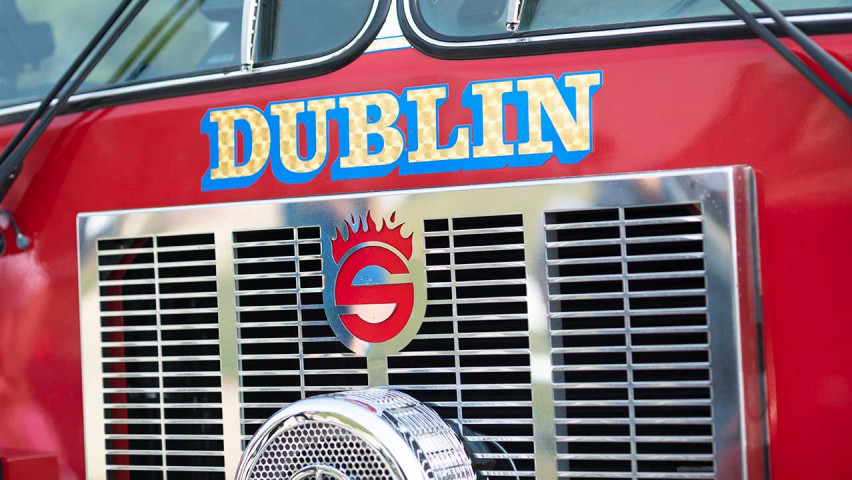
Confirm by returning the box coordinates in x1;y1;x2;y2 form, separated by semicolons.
255;0;374;64
416;0;852;39
0;0;242;109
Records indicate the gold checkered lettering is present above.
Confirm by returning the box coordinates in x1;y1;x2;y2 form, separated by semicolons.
517;73;601;156
406;86;470;163
339;93;405;169
269;98;335;174
471;81;514;159
208;107;271;180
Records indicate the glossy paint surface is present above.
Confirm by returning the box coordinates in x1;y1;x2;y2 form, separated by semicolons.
1;451;59;479
0;33;850;480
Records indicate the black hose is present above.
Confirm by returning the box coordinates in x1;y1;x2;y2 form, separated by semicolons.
719;0;852;121
751;0;852;97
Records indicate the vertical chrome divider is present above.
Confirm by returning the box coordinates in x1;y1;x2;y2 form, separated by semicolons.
78;218;107;480
523;209;557;478
214;228;243;478
449;219;464;436
295;230;307;399
618;208;639;476
367;353;390;386
153;237;167;475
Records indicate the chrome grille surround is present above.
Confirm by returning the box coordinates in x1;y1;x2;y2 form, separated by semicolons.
78;167;764;479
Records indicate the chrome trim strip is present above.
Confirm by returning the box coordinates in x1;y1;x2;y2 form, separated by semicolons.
728;171;749;480
0;0;384;121
731;167;768;479
79;167;734;218
365;35;412;53
78;216;107;480
401;2;852;49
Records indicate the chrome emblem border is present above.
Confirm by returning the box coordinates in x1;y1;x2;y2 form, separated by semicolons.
325;211;426;359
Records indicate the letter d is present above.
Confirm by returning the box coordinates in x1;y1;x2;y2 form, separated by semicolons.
201;106;271;191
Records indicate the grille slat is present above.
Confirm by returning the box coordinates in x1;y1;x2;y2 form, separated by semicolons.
96;233;225;480
547;204;714;480
387;213;536;478
234;226;368;445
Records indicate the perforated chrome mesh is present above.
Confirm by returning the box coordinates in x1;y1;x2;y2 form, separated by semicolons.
331;389;475;480
247;422;393;480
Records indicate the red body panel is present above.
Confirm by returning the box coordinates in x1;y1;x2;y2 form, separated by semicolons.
0;35;851;480
1;451;59;480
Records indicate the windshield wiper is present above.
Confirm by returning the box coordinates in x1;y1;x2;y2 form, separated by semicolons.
0;0;150;204
719;0;852;120
506;0;538;32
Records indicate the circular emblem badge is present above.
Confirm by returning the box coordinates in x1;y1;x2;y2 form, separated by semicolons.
325;212;425;357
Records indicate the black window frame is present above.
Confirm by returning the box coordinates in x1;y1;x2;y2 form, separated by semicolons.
399;0;852;59
0;0;391;126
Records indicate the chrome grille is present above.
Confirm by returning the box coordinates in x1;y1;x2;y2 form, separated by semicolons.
97;233;225;479
546;205;714;478
388;214;534;478
80;168;764;480
234;227;369;445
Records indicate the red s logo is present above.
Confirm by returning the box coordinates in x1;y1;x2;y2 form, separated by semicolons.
330;213;414;344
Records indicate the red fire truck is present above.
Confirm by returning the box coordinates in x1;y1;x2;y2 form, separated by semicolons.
0;0;850;479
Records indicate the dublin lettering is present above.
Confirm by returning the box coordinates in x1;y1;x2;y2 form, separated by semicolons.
200;72;602;191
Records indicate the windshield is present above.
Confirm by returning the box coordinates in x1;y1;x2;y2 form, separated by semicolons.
417;0;852;38
0;0;242;109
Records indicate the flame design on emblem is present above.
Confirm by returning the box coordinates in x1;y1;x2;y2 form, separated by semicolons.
331;211;413;263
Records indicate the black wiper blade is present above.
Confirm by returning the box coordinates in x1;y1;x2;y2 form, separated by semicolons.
0;0;149;203
719;0;852;120
506;0;539;32
0;1;132;168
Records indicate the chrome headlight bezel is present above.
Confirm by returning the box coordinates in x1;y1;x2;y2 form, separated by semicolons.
236;388;476;480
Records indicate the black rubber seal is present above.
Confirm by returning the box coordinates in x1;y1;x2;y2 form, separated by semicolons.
398;1;852;60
